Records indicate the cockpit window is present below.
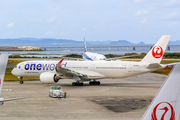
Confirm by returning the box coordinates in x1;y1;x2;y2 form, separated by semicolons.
14;65;17;68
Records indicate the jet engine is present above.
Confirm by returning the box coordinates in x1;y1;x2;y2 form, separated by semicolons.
40;72;60;83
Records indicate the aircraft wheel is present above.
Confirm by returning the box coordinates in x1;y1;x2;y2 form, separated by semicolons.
97;81;100;85
72;82;75;86
94;82;98;85
20;81;23;84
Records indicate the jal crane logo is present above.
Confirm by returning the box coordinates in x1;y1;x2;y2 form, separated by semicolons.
151;102;175;120
152;46;163;59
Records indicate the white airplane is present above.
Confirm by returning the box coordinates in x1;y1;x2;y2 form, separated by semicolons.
68;37;137;61
82;37;107;61
12;35;171;86
0;54;27;105
141;63;180;120
82;38;138;61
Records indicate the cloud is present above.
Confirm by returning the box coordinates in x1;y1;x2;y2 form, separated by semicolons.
166;0;179;6
82;28;87;31
93;23;106;29
47;31;53;35
135;10;148;16
142;18;147;24
167;12;179;20
168;21;178;27
135;0;146;3
7;23;14;28
59;32;65;35
172;21;178;25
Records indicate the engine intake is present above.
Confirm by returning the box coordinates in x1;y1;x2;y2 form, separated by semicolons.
40;72;60;83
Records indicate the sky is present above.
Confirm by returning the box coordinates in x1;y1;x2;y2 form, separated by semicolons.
0;0;180;44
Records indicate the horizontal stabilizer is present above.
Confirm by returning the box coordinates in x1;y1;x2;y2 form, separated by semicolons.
146;63;162;69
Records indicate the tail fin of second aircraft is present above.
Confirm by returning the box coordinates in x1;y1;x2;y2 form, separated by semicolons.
84;37;87;52
141;35;171;63
142;63;180;120
0;54;9;95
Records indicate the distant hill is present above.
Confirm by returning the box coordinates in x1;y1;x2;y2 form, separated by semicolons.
0;38;179;46
109;40;135;45
0;38;83;46
137;41;145;45
168;40;180;45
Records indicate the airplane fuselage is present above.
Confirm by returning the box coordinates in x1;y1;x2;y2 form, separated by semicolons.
12;60;162;80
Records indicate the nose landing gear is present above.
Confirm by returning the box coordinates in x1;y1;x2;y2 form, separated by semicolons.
18;76;23;84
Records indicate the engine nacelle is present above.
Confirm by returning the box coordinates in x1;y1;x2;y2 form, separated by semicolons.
40;72;60;83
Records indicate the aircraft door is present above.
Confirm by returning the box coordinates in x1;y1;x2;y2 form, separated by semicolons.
91;64;95;71
128;64;132;72
20;64;24;71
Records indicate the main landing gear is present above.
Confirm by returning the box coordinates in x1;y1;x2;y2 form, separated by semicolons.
18;76;24;84
89;80;100;85
72;82;84;86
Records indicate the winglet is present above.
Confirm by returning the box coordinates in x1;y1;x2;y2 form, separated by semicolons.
0;54;9;95
142;63;180;120
57;59;64;66
161;57;165;61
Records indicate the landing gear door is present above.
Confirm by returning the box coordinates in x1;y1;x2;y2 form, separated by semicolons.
128;64;132;72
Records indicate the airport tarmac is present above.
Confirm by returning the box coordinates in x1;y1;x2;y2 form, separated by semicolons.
0;73;167;120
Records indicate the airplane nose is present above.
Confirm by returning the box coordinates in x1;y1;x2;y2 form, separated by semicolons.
11;68;16;75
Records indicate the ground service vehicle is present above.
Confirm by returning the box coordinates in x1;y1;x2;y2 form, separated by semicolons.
49;86;63;98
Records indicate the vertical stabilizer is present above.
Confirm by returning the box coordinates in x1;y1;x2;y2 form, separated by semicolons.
142;63;180;120
84;37;87;52
141;35;171;63
0;54;9;95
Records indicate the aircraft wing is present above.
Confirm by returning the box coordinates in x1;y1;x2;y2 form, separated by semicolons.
163;62;180;69
107;55;139;61
56;66;87;77
56;59;105;80
0;97;30;102
60;57;85;61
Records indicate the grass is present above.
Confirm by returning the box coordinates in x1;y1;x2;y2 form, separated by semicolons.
152;60;180;75
152;69;171;75
5;60;39;81
8;60;25;65
5;68;39;81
